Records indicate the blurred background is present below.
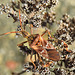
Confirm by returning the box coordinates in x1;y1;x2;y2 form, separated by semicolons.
0;0;75;75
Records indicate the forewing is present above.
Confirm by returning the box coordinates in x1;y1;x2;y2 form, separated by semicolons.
31;45;49;59
41;38;55;49
41;38;60;61
46;49;60;61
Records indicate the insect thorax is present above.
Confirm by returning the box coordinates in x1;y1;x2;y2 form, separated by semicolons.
28;34;39;45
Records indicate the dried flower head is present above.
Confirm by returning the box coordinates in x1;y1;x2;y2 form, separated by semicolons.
54;14;75;44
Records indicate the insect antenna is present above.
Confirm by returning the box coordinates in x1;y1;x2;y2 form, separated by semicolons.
0;31;20;36
0;10;23;36
0;10;29;37
19;9;24;31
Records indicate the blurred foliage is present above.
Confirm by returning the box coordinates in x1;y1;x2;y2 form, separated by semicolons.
0;0;75;75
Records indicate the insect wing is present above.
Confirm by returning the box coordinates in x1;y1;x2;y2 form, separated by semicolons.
31;45;49;59
46;49;60;61
41;38;55;49
41;38;60;61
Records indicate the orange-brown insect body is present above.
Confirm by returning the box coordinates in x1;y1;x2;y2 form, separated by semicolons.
29;34;60;61
19;30;60;61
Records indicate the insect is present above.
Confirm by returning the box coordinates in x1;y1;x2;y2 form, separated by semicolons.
0;10;60;69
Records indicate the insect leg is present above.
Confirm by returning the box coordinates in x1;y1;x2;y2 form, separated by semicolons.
37;53;42;63
61;40;72;52
30;50;36;69
30;24;33;34
41;29;52;39
35;54;36;61
43;61;53;67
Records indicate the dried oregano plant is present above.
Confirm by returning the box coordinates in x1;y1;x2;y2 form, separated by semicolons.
0;0;75;75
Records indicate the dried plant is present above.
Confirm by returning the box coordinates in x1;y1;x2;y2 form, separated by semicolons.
0;0;75;75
